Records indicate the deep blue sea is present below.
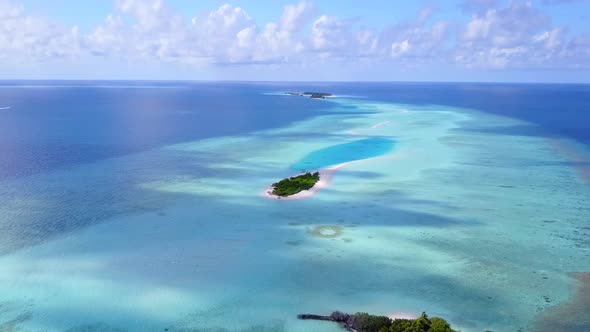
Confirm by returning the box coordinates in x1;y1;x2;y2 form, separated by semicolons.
0;82;329;179
1;81;589;179
0;81;588;332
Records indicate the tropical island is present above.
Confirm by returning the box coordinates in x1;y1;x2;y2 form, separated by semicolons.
298;311;459;332
286;91;333;99
271;172;320;197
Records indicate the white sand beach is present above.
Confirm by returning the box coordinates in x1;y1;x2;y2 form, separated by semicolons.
262;162;351;200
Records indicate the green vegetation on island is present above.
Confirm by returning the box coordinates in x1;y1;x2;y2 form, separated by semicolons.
374;312;457;332
303;92;333;99
298;311;458;332
271;172;320;197
285;91;333;99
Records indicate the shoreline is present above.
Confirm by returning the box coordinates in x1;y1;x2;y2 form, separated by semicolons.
262;162;350;200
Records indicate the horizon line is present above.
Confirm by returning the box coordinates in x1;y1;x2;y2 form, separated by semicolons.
0;79;588;85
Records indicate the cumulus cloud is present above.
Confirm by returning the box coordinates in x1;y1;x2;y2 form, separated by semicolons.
0;0;589;72
454;1;584;69
247;2;315;63
191;4;255;62
0;0;82;61
310;15;353;53
86;14;127;57
374;6;451;63
279;1;316;32
116;0;176;32
115;0;194;61
86;1;316;64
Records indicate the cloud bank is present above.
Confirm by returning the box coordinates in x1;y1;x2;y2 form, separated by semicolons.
0;0;589;78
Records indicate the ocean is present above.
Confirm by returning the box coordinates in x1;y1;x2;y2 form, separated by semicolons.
0;81;588;331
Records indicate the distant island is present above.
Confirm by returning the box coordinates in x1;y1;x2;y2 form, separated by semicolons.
271;172;320;197
298;311;458;332
286;91;333;99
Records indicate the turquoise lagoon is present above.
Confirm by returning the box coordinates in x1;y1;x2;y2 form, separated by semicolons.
0;85;589;332
291;137;395;171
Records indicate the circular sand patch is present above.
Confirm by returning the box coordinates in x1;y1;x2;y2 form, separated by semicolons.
308;225;343;238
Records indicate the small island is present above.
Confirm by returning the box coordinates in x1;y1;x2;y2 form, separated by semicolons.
286;91;333;99
271;172;320;197
298;311;458;332
304;92;333;99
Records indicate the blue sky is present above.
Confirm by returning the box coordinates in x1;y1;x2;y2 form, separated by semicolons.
19;1;446;31
2;0;590;82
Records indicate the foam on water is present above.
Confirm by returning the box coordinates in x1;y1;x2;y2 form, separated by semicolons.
0;94;589;331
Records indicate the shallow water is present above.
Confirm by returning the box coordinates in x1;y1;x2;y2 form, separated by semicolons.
291;137;395;171
0;83;589;332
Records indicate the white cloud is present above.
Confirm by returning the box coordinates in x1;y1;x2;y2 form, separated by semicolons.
0;0;589;73
391;40;411;58
533;28;565;51
255;3;312;61
0;0;82;61
86;15;127;56
279;1;315;32
454;1;581;69
380;8;451;62
191;4;255;62
116;0;173;32
310;15;352;52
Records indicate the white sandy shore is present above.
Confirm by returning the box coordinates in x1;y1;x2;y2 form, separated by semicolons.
264;117;395;201
262;162;351;201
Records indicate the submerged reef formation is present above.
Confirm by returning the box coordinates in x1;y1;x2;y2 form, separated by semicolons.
298;311;457;332
271;172;320;197
307;225;343;238
533;272;590;332
286;91;333;99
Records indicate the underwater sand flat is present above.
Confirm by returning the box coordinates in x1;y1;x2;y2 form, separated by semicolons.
0;94;588;331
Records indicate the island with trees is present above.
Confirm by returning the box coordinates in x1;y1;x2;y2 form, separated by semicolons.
286;91;333;99
298;311;459;332
271;172;320;197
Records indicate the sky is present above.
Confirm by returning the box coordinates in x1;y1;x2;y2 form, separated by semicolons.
1;0;589;82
